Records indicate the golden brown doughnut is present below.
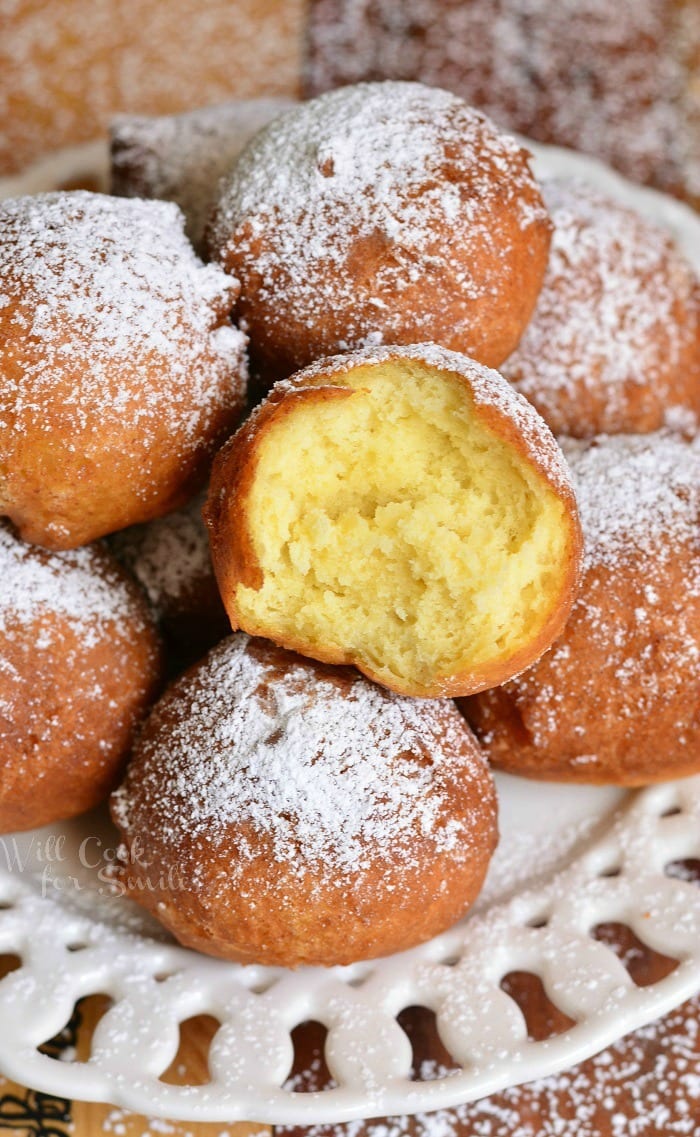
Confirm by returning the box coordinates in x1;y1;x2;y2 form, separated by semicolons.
109;492;229;671
204;344;583;699
306;0;700;210
110;633;498;967
501;179;700;438
0;191;248;550
461;431;700;785
207;81;552;385
0;521;162;834
110;98;293;254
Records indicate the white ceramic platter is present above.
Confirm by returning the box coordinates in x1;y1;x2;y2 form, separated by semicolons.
0;137;699;1124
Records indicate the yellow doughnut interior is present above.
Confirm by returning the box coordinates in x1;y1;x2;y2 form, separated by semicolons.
237;361;571;693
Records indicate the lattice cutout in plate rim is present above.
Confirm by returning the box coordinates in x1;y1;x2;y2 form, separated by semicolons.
0;140;699;1123
0;776;698;1123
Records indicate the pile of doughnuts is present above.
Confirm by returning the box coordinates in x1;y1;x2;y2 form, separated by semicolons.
3;0;699;217
1;79;699;977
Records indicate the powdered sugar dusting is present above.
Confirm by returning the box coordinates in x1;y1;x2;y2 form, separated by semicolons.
0;191;247;451
306;0;700;205
109;493;214;617
0;522;147;642
502;178;700;436
562;432;700;575
113;634;490;880
110;98;293;252
474;431;700;766
0;521;158;773
209;81;548;353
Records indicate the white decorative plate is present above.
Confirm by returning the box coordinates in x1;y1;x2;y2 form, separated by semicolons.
0;139;699;1124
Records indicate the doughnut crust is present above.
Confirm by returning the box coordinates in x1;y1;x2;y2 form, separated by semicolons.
501;179;700;438
0;191;248;550
208;81;552;384
110;98;293;254
462;432;700;785
0;522;162;833
306;0;700;210
111;633;497;967
205;345;583;698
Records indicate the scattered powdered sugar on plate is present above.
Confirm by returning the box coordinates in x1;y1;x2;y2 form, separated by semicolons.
113;634;489;879
502;178;700;434
276;996;700;1137
472;814;602;912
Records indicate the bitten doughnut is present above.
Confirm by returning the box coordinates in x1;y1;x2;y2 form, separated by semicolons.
501;179;700;438
0;522;162;833
208;81;552;384
111;633;497;967
204;345;582;698
109;492;229;671
0;191;247;550
110;98;293;253
462;431;700;785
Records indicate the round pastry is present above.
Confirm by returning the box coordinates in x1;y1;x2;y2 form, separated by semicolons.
109;492;229;671
204;344;582;698
306;0;700;210
461;431;700;785
110;633;498;967
0;521;162;833
110;98;293;254
501;179;700;438
0;191;248;550
208;80;552;384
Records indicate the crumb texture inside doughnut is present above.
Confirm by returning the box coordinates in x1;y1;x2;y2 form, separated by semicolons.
238;361;570;691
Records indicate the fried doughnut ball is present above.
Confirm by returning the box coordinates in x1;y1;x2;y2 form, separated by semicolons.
109;492;229;671
208;81;552;384
461;431;700;785
111;633;497;967
0;191;247;550
0;522;162;833
110;98;293;254
501;179;700;438
204;345;583;698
